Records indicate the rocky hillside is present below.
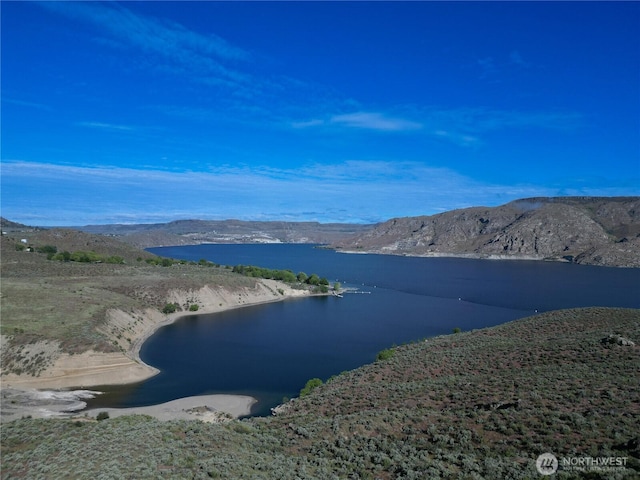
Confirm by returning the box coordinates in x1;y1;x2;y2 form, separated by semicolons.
332;197;640;267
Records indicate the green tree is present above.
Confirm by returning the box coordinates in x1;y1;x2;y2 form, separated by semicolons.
297;272;308;283
277;270;297;283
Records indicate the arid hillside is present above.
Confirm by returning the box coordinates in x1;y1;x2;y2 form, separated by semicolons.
2;307;638;478
332;197;640;267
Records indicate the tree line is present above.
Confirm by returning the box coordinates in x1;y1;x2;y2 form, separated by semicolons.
232;265;330;289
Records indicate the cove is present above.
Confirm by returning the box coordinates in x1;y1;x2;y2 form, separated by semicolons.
85;244;640;416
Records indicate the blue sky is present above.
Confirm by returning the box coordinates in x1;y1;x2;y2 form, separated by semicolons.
2;1;639;226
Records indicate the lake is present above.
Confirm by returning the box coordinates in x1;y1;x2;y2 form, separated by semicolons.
85;244;640;416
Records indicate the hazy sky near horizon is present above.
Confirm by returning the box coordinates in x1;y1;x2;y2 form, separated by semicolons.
2;1;639;226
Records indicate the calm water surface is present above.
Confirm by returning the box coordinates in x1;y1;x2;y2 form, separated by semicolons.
86;244;640;416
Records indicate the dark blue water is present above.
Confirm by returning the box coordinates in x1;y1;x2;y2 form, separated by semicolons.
86;244;640;416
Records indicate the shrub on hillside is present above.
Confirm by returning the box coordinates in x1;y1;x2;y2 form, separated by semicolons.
162;303;179;314
96;411;109;421
300;378;323;397
376;348;395;362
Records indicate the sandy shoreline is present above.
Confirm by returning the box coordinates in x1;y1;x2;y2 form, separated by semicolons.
125;279;317;378
1;279;315;422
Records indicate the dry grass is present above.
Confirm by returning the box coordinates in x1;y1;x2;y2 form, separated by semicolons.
1;232;257;365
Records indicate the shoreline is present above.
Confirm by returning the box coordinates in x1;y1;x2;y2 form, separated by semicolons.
0;388;257;423
333;248;640;268
1;278;317;422
334;248;547;262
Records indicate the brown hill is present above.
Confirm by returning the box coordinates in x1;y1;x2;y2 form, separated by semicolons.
332;197;640;267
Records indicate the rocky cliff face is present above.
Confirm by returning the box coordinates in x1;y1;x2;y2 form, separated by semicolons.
332;197;640;267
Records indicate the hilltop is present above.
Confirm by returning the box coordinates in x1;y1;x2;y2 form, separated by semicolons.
332;197;640;267
1;307;638;478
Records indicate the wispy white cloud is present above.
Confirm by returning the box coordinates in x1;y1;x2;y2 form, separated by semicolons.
291;106;582;147
291;119;325;129
5;159;633;226
329;112;423;132
37;2;581;148
291;112;422;132
77;121;135;132
42;2;250;62
38;1;347;125
40;2;255;94
432;130;480;147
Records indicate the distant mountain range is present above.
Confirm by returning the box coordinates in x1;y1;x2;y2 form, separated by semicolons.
3;196;638;267
74;219;373;248
332;197;640;267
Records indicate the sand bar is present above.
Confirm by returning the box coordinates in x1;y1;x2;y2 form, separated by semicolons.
1;388;256;423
